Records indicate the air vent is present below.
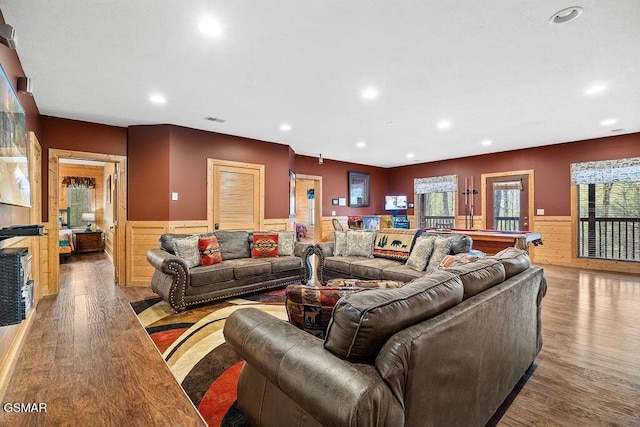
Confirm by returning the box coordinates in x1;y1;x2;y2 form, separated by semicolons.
611;128;624;133
205;116;226;123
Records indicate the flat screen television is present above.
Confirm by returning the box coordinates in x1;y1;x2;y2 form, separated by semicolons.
384;195;407;211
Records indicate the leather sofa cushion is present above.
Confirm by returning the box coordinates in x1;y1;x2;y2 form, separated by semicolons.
222;258;272;279
190;263;235;287
443;259;506;300
490;247;531;279
381;265;425;282
350;258;403;279
324;256;363;275
324;270;463;360
266;256;302;273
214;230;251;260
159;233;191;255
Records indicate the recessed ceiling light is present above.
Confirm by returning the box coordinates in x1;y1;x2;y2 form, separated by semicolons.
280;123;291;132
549;6;583;24
149;94;166;104
361;87;379;100
585;84;607;95
356;141;366;148
406;153;415;159
199;16;223;38
481;139;492;146
437;120;452;130
600;118;617;126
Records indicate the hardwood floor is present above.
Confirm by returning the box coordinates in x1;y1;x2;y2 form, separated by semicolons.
0;254;638;426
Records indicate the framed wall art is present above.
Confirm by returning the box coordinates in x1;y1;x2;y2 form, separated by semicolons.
348;171;370;207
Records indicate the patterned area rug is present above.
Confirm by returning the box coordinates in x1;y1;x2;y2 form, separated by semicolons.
130;290;287;426
131;289;533;426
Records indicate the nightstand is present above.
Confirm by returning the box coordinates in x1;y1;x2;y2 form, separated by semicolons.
73;230;105;253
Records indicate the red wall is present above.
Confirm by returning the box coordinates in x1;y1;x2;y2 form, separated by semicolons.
388;133;640;217
295;155;389;216
127;125;171;221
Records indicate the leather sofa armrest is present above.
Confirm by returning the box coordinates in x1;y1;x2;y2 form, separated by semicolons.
314;242;335;284
224;308;403;426
294;243;315;284
315;241;335;258
146;249;190;312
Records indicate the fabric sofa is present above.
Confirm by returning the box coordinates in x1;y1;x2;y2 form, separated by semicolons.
315;228;477;284
146;230;314;312
223;247;547;426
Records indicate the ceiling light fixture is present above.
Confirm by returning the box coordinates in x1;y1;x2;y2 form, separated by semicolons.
481;139;492;146
361;87;379;100
280;123;291;132
318;154;323;164
356;141;366;148
437;120;452;130
600;118;617;126
549;6;583;24
199;16;223;38
585;84;607;95
149;94;166;104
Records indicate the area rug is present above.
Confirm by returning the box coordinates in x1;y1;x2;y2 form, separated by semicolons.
131;289;534;426
130;289;287;426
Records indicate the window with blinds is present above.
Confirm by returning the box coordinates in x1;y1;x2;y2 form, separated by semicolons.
572;158;640;262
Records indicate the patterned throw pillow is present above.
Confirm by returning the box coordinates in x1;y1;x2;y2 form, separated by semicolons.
252;233;279;258
334;230;347;256
277;231;296;256
325;278;404;289
198;235;222;266
405;236;435;271
173;235;201;268
438;253;480;269
286;285;366;339
426;236;453;272
373;228;420;261
345;230;376;258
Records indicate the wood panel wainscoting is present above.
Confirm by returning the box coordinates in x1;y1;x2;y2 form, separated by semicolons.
126;219;292;287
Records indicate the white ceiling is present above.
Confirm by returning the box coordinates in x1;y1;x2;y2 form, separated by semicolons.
2;1;639;167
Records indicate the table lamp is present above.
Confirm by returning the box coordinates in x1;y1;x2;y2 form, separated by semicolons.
81;212;95;231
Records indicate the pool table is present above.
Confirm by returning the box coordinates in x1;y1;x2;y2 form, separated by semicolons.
428;229;543;255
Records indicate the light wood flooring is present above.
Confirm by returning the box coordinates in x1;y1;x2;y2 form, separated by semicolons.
1;253;639;426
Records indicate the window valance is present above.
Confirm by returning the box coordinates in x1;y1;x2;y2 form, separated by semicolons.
62;176;96;188
414;175;457;194
570;157;640;185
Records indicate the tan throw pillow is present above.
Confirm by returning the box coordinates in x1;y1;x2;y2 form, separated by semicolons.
438;253;480;269
405;236;435;271
277;231;296;256
345;230;376;258
426;236;452;272
173;235;201;268
334;230;347;256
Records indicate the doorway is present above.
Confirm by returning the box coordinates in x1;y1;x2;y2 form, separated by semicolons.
481;170;534;231
295;174;322;243
48;149;127;293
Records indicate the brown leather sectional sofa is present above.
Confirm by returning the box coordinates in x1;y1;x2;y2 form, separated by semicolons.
147;231;314;312
223;248;547;426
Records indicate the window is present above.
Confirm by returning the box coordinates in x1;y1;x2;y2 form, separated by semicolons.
572;158;640;262
492;180;522;231
67;187;93;228
415;175;457;229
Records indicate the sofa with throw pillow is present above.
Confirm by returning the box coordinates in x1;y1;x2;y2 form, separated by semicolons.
146;230;314;312
223;247;547;426
314;228;478;284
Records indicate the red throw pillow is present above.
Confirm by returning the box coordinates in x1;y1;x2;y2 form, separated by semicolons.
252;233;279;258
198;236;222;266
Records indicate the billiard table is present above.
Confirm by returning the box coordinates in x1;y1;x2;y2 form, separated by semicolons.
427;229;543;256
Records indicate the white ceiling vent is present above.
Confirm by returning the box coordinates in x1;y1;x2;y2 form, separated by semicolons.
205;116;226;123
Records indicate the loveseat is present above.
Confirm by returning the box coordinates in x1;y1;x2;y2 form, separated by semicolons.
146;230;314;312
315;228;477;284
223;247;547;426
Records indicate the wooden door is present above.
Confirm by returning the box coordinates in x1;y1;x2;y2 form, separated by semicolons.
208;159;264;231
111;163;120;284
484;173;531;231
28;132;42;301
